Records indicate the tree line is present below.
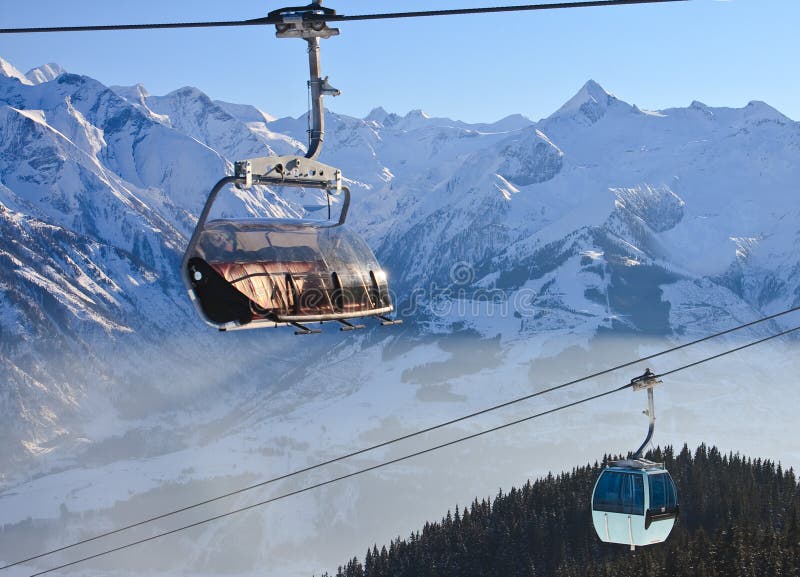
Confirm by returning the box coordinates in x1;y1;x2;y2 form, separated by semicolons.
322;444;800;577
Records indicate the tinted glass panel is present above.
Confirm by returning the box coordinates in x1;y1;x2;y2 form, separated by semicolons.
318;226;380;272
594;470;622;512
648;472;677;511
593;471;645;515
625;473;645;515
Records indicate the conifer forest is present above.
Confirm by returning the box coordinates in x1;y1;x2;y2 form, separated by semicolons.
326;445;800;577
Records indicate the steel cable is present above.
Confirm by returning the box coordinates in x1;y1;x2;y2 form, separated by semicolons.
3;303;799;572
25;321;800;576
0;0;686;34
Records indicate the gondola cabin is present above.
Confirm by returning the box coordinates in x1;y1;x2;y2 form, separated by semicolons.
182;156;399;333
591;459;678;549
185;218;393;332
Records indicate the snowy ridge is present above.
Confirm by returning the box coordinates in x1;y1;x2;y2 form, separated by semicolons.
25;63;65;85
1;54;800;577
0;56;33;86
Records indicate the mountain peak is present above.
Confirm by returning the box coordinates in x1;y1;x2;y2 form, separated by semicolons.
689;100;714;119
0;56;33;85
365;107;389;122
567;79;614;107
109;83;152;108
579;79;612;101
168;86;212;103
365;106;404;128
487;113;535;132
25;63;65;84
214;100;276;124
743;100;788;122
548;79;622;124
406;109;431;120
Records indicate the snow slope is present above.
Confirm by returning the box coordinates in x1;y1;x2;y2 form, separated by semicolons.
1;57;799;577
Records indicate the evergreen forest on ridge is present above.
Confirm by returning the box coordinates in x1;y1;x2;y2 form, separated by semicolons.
326;445;800;577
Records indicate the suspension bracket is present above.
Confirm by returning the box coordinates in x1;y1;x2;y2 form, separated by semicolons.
269;4;340;39
234;155;342;191
630;368;662;391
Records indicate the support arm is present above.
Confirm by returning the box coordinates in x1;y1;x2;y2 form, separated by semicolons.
631;386;656;460
272;1;340;160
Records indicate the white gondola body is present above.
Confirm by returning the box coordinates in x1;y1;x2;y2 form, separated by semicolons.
591;465;678;548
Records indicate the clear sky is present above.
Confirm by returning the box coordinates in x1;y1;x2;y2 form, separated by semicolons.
1;0;798;123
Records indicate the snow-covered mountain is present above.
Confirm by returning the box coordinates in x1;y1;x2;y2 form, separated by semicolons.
1;55;799;577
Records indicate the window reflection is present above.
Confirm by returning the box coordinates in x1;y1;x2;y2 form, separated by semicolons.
593;471;645;515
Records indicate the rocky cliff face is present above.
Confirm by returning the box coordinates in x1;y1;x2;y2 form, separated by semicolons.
1;56;799;577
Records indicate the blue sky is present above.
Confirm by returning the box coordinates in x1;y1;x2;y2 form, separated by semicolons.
1;0;798;123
